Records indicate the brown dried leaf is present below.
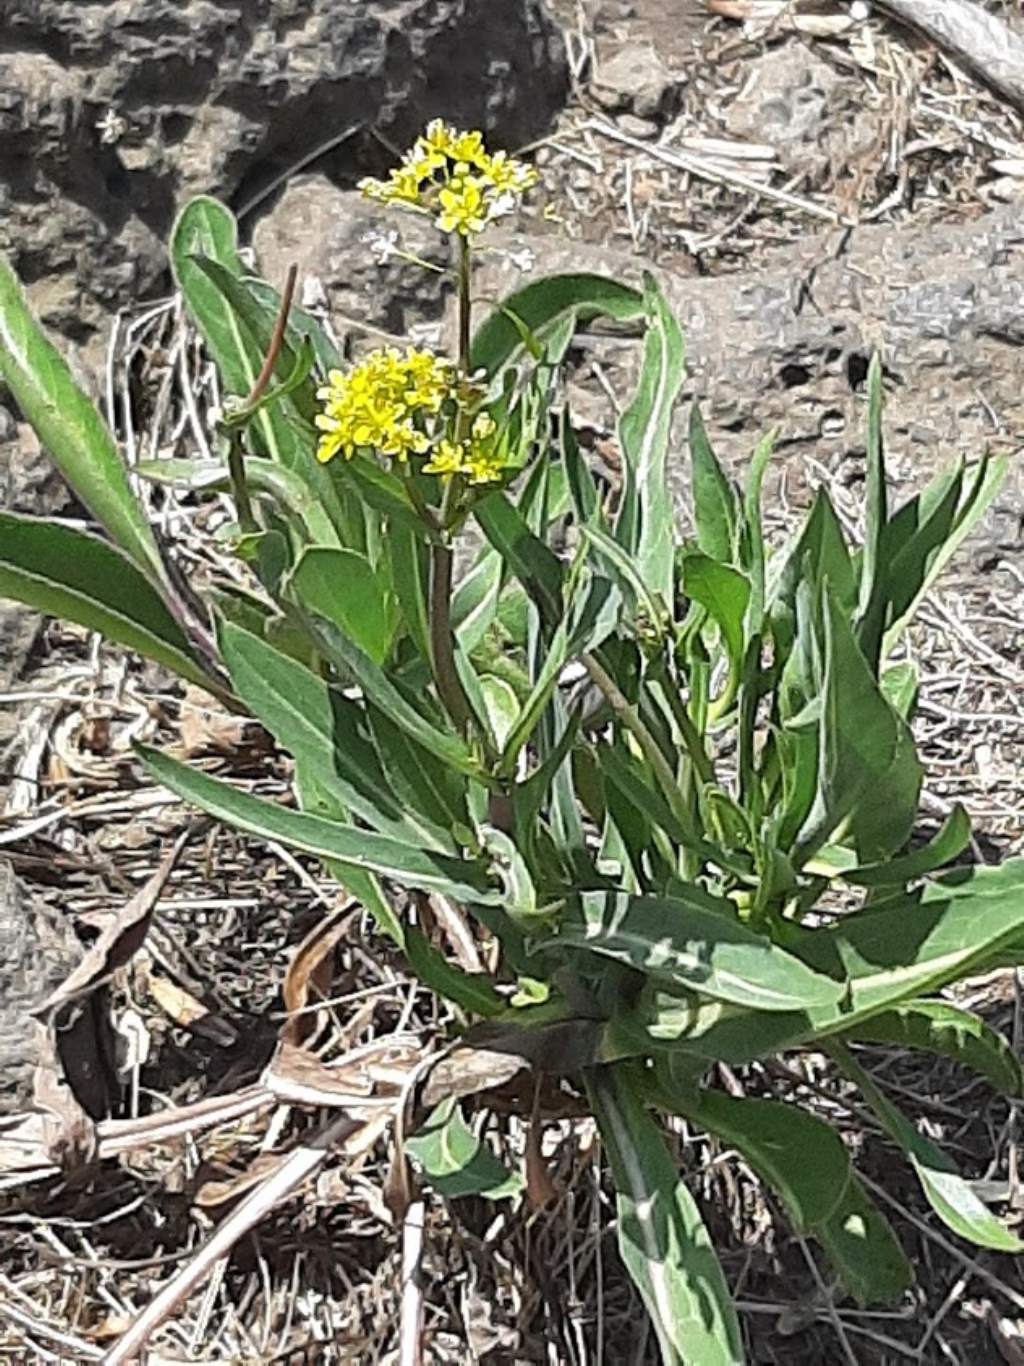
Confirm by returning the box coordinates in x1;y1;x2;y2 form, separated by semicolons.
147;972;238;1046
31;1019;97;1168
524;1116;557;1210
281;902;352;1046
179;684;259;757
34;832;189;1018
195;1153;286;1211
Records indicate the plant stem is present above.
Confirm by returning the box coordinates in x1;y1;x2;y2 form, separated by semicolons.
457;233;472;376
426;231;477;738
226;432;256;535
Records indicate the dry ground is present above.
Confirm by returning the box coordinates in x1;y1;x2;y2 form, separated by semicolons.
3;3;1024;1363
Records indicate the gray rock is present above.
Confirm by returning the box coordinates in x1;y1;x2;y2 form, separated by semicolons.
253;178;452;343
592;41;679;120
0;863;81;1115
0;0;568;374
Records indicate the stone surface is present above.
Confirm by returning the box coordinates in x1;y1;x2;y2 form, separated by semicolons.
0;0;568;373
253;178;453;343
0;862;81;1114
592;41;679;119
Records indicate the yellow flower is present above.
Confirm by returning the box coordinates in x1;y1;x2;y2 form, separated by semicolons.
315;347;456;465
358;122;537;236
437;174;488;236
423;439;467;476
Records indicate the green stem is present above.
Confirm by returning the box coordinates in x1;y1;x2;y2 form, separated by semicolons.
226;432;256;535
429;538;473;736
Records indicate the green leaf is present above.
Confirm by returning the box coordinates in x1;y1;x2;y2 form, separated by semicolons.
880;662;919;720
288;547;395;665
560;407;604;528
588;1065;745;1366
551;890;845;1012
292;759;404;946
137;744;495;904
364;703;471;844
792;858;1024;1041
218;621;456;853
136;457;341;548
304;616;483;779
843;805;971;887
404;928;503;1018
848;999;1023;1097
0;514;217;694
170;197;342;524
451;547;503;655
406;1097;523;1200
798;585;922;864
614;273;684;605
689;405;739;565
857;354;887;626
670;1091;849;1235
831;1041;1024;1253
471;273;645;379
816;1173;913;1305
681;553;751;716
479;674;520;750
474;489;564;625
0;254;162;578
388;521;432;662
881;454;1007;660
582;523;664;629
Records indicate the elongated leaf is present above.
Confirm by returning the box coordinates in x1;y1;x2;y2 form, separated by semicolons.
364;703;471;842
843;805;971;887
793;857;1024;1040
305;616;482;778
404;928;503;1018
881;454;1006;660
407;1097;523;1200
137;744;495;904
474;489;564;624
293;759;404;945
831;1041;1024;1253
671;1091;849;1235
218;621;456;853
0;255;162;578
551;890;845;1012
798;585;922;864
857;354;887;626
849;999;1023;1097
589;1065;745;1365
614;273;684;605
471;273;644;379
479;675;519;750
816;1173;913;1305
582;523;663;628
171;198;342;525
451;547;503;655
560;407;604;528
136;457;340;547
689;405;739;565
288;547;395;665
0;514;216;693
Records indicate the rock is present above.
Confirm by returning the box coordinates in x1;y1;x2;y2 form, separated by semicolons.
0;862;82;1114
616;112;660;140
0;0;568;376
722;47;875;183
253;178;452;343
592;41;679;120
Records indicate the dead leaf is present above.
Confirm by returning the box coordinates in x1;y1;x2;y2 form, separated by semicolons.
32;1019;97;1168
524;1082;557;1210
196;1153;286;1211
34;832;190;1018
147;972;238;1046
281;902;353;1046
179;685;265;757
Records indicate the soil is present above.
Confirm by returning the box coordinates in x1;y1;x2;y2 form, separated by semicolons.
3;3;1024;1364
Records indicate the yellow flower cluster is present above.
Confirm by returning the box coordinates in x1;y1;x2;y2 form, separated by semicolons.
315;347;504;485
315;348;453;465
423;413;503;485
359;119;538;236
